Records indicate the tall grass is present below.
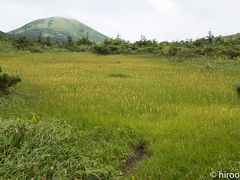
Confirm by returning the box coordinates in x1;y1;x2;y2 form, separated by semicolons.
0;118;142;179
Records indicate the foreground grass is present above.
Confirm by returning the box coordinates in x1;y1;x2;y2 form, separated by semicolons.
0;119;142;179
0;53;240;179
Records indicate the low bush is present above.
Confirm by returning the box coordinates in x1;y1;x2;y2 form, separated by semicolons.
236;84;240;98
224;48;240;59
0;67;21;94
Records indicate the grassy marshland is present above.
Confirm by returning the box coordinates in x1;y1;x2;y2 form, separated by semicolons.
0;53;240;179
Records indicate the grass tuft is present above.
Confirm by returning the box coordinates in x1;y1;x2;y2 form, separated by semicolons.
109;72;131;78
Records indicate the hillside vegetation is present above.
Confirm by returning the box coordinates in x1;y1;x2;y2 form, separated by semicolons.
1;31;240;60
8;17;107;42
0;53;239;179
223;33;240;41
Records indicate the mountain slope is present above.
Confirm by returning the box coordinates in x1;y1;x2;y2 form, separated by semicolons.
222;33;240;41
8;17;108;42
0;31;9;38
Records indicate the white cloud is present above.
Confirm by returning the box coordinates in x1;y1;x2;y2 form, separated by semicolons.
148;0;178;15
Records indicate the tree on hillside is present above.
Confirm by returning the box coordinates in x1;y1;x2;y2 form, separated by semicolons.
77;37;92;45
37;34;43;44
193;38;206;48
207;31;214;44
214;36;224;44
116;33;121;39
15;36;29;50
67;36;74;46
45;36;52;46
65;36;76;51
140;35;146;41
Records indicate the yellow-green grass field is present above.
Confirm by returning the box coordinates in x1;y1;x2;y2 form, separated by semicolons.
0;53;240;179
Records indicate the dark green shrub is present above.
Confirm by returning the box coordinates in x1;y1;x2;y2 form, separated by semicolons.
0;67;21;94
236;85;240;98
224;48;240;59
77;37;92;45
168;46;178;57
202;46;215;56
15;36;31;50
94;38;130;55
45;36;52;46
94;43;111;55
28;46;44;53
109;72;131;78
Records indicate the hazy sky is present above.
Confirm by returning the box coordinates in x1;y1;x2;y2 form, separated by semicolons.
0;0;239;41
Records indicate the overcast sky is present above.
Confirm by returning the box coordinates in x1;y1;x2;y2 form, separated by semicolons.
0;0;239;42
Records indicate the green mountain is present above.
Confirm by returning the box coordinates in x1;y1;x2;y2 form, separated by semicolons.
8;17;108;42
0;31;8;38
